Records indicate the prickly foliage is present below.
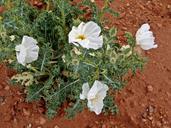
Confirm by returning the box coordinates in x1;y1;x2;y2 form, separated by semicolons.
0;0;145;118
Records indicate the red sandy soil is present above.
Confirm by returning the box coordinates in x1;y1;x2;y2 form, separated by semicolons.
0;0;171;128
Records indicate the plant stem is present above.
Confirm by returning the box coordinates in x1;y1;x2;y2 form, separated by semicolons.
60;1;67;43
46;0;51;11
48;79;80;100
40;52;46;72
98;0;109;23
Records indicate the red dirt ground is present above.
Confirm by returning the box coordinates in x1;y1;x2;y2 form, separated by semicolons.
0;0;171;128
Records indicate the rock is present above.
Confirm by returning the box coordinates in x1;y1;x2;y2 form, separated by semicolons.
167;5;171;9
0;96;5;105
37;127;42;128
141;103;146;107
26;123;32;128
4;86;10;91
126;3;130;7
156;121;162;127
35;116;46;125
166;92;171;97
102;124;107;128
95;121;99;124
157;23;162;28
54;125;60;128
149;105;154;113
121;27;128;31
148;116;153;121
142;118;147;122
149;98;155;102
13;118;18;124
23;108;31;116
147;85;153;92
142;112;147;118
39;117;46;125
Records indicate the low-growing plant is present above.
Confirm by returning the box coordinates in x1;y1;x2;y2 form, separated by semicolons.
0;0;157;118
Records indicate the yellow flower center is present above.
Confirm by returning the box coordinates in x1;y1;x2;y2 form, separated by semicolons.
91;94;100;105
76;35;86;40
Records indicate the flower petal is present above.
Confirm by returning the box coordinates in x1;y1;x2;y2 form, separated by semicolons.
140;44;158;50
88;98;104;115
88;80;108;99
80;83;90;100
22;35;38;47
87;36;103;50
136;23;150;36
83;21;101;37
16;45;27;66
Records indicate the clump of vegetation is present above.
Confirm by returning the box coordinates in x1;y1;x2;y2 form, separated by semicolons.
0;0;145;118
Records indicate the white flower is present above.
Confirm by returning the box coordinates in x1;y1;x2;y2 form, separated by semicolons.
80;80;109;115
69;21;103;50
136;23;157;50
15;36;39;66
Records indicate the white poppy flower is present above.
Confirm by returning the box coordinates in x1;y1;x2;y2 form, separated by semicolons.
136;23;157;50
80;80;109;115
15;36;39;66
69;21;103;50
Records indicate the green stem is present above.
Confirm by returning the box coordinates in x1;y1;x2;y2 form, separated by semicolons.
98;0;109;22
48;79;80;100
46;0;51;11
40;52;46;72
60;1;67;43
0;47;12;52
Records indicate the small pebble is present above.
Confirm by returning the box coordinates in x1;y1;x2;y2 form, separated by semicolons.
37;126;42;128
167;5;171;9
4;86;10;91
54;125;60;128
39;117;46;125
23;108;31;116
26;123;32;128
166;92;171;97
142;118;147;122
156;121;162;127
102;124;107;128
147;85;153;92
148;116;153;121
126;3;130;7
0;96;5;104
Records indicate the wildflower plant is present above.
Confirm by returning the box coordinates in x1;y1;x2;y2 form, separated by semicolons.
0;0;156;118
